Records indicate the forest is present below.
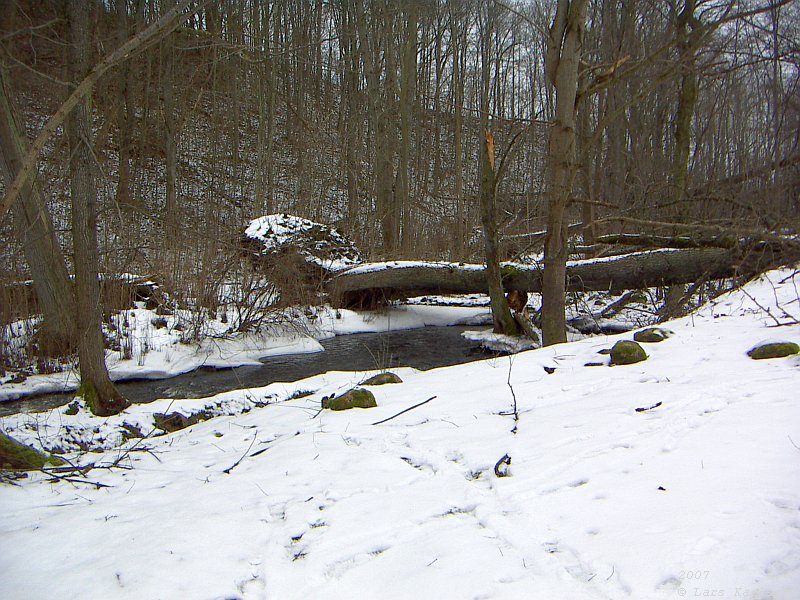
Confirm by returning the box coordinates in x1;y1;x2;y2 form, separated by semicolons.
1;0;799;416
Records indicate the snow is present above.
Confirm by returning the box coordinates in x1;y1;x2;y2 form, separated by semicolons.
341;259;487;276
1;267;799;599
244;214;362;271
462;328;539;353
334;248;700;277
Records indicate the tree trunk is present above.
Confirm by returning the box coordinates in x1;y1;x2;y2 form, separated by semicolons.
672;0;701;220
541;0;589;346
160;2;178;241
0;65;76;355
114;0;141;211
66;0;129;416
481;130;519;335
479;5;518;336
339;0;360;231
449;0;466;260
397;0;417;254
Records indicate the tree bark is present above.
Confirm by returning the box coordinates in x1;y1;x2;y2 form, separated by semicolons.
541;0;589;346
449;1;466;260
672;0;701;220
0;65;76;355
66;0;129;417
160;0;179;241
479;5;518;336
397;0;417;254
481;130;519;335
330;243;793;305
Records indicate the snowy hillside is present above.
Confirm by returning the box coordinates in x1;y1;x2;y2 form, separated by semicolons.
1;267;799;600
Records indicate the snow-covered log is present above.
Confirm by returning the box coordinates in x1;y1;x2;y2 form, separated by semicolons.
331;244;796;307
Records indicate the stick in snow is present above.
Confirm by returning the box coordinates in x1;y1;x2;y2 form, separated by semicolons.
635;401;662;412
371;396;437;425
494;453;511;477
223;435;258;474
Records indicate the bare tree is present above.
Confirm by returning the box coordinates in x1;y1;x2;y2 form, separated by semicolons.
65;0;130;416
0;65;76;355
541;0;589;346
479;3;518;336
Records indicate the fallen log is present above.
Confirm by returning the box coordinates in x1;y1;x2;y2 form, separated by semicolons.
331;242;799;307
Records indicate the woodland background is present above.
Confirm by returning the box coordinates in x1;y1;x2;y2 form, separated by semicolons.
2;0;797;285
0;0;798;412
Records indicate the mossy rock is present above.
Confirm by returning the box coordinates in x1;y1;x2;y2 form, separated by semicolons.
610;340;648;365
0;432;63;470
362;372;403;386
153;412;193;432
747;342;799;360
322;388;377;411
633;327;673;343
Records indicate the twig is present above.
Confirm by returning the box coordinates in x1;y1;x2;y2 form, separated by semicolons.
371;396;437;425
494;453;511;477
739;287;787;327
223;435;257;474
41;463;95;475
635;401;662;412
506;357;519;432
41;470;112;489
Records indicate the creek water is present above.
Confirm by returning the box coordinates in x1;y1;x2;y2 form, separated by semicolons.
0;325;496;416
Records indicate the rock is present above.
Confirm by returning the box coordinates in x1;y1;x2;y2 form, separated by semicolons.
362;372;403;386
153;412;192;432
241;214;363;306
610;340;648;365
633;327;673;343
569;315;601;335
0;432;62;470
747;341;800;360
242;214;362;270
322;388;377;411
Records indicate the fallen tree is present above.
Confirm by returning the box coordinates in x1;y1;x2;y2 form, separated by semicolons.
331;241;799;308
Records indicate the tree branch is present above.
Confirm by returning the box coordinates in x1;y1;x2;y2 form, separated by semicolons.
0;0;204;219
372;396;437;425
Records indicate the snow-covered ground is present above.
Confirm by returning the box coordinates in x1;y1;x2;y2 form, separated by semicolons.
1;267;799;599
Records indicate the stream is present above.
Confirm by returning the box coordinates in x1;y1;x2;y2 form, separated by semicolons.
0;325;495;416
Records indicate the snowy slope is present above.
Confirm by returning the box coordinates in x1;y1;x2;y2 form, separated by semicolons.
1;267;799;600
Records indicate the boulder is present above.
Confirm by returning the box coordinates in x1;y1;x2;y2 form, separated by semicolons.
153;412;192;433
362;372;403;386
242;214;362;271
747;341;799;360
322;388;377;411
242;214;363;305
610;340;648;365
0;432;62;470
634;327;673;343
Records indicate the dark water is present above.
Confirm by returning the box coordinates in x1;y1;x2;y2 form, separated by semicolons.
0;326;494;416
